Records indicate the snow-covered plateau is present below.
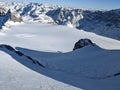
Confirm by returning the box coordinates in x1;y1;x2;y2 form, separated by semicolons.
0;1;120;90
0;21;120;90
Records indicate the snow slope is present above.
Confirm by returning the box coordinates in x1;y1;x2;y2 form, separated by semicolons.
0;48;80;90
0;22;120;90
1;21;120;52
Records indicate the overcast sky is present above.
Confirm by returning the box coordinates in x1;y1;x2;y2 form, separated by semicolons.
0;0;120;10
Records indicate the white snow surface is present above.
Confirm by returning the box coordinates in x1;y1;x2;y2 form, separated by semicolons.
1;21;120;52
0;21;120;90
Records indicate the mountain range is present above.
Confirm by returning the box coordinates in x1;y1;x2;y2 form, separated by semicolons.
0;2;120;90
0;2;120;40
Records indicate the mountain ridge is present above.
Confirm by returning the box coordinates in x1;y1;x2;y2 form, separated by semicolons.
0;2;120;40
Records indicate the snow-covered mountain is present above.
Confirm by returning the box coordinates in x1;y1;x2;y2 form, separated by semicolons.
0;2;120;40
0;21;120;90
46;7;83;28
0;7;11;29
47;8;120;40
0;2;120;90
79;9;120;40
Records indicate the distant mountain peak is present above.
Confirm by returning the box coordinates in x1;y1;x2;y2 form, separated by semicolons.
0;2;120;40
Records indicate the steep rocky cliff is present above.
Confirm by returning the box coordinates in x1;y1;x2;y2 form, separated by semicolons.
0;8;11;29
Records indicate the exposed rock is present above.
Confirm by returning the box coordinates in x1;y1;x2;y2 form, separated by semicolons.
0;7;7;15
36;60;45;68
73;39;94;50
0;2;120;40
46;7;82;27
15;51;24;56
0;44;15;51
0;44;45;68
33;15;55;24
10;13;23;22
0;8;11;29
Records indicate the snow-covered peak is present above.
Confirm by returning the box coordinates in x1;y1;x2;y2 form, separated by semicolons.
0;7;8;15
0;2;120;40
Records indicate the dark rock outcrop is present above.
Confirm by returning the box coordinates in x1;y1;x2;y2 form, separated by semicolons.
0;8;11;29
0;44;15;51
0;44;45;68
15;51;24;56
46;7;82;27
73;39;94;50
